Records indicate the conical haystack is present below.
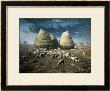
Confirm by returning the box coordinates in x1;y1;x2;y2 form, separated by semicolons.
34;29;52;49
60;31;75;49
50;33;59;48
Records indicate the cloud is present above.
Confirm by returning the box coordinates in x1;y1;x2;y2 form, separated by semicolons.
22;29;30;34
52;19;63;22
75;32;80;34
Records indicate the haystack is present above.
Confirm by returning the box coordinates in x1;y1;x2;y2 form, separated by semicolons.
50;33;59;48
34;29;52;49
60;31;75;49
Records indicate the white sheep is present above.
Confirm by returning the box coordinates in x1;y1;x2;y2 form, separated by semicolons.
70;57;79;62
57;52;61;54
70;57;77;60
62;51;66;54
33;51;37;54
65;52;70;58
57;59;64;66
33;49;39;54
83;52;86;55
71;49;74;51
49;51;52;53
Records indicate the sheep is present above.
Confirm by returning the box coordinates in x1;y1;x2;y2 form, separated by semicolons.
70;57;77;60
57;52;69;59
36;55;40;59
51;52;59;59
46;51;53;55
65;52;70;58
43;51;48;53
55;53;59;58
62;54;65;58
49;51;52;53
59;52;70;59
33;51;37;54
70;57;79;62
37;53;45;58
36;53;40;59
62;51;66;54
41;53;45;57
75;59;80;62
33;49;40;54
57;59;64;66
83;52;86;55
57;52;61;54
47;52;50;55
51;54;56;59
71;49;74;51
58;53;63;59
43;48;47;50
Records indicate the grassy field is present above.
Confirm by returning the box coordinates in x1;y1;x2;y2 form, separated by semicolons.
19;44;91;73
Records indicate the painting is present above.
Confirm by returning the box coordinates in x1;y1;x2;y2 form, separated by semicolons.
19;18;91;73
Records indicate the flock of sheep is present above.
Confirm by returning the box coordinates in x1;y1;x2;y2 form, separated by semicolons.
32;48;81;67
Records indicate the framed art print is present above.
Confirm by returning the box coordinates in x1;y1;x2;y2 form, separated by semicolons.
1;1;109;90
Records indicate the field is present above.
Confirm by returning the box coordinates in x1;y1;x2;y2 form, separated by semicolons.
19;44;91;73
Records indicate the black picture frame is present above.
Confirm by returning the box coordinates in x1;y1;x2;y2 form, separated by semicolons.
1;1;109;90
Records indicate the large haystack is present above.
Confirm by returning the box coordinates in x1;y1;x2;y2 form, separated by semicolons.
34;29;52;49
50;33;59;48
60;31;75;49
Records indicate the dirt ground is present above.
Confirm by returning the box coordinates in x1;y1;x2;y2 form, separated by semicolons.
19;44;91;73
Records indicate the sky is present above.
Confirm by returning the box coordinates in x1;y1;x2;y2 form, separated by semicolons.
19;18;91;44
